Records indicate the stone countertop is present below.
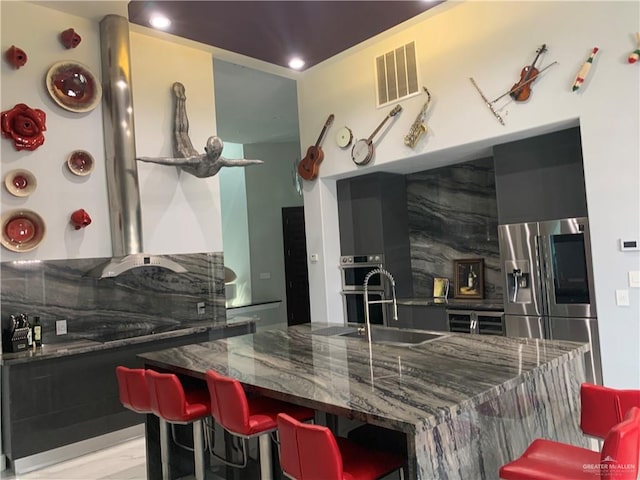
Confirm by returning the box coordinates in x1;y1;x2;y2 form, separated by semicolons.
0;319;255;366
397;297;504;310
139;323;586;433
138;323;588;479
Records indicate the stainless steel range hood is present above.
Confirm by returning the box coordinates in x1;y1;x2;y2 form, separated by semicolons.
96;15;186;278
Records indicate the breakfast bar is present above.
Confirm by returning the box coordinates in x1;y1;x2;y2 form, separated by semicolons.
139;323;590;480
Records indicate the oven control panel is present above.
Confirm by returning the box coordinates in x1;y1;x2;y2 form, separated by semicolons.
340;254;383;265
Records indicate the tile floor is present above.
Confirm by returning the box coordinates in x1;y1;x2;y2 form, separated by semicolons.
0;437;147;480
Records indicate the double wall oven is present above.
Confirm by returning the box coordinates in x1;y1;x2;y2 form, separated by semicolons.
340;254;386;325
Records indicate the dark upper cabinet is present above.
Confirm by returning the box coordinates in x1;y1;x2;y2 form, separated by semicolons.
337;172;413;297
493;126;588;224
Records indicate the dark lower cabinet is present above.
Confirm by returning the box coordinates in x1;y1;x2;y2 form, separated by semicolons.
396;305;449;331
1;323;252;466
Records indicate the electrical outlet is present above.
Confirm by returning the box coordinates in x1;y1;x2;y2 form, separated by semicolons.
197;302;206;315
56;320;67;335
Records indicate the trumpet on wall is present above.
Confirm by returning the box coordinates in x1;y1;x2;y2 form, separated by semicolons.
404;86;432;148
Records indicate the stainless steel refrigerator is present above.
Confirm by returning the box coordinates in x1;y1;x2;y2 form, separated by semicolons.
498;217;602;384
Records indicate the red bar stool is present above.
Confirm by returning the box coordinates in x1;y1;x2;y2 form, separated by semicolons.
581;383;640;439
205;369;315;479
146;370;211;480
499;406;640;480
277;413;405;480
115;366;152;414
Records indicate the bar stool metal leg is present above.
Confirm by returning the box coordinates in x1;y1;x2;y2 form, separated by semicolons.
159;418;171;480
258;433;273;480
193;419;205;480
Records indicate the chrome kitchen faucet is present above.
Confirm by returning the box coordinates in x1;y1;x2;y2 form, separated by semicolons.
363;268;398;342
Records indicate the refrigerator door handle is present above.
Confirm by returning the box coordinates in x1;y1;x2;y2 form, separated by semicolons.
533;233;548;316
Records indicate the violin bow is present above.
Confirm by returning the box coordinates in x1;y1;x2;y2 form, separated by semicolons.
491;61;559;104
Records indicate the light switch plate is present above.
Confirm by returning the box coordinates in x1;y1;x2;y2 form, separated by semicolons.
615;289;630;306
629;271;640;288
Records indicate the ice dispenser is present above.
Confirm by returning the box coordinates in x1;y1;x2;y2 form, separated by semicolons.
505;260;532;304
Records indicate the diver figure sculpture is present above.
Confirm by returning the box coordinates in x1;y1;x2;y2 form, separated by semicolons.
137;82;263;178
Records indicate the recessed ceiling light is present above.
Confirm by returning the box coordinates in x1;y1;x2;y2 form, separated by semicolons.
149;14;171;30
288;57;305;70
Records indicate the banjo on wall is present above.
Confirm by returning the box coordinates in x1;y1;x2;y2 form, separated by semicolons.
351;105;402;166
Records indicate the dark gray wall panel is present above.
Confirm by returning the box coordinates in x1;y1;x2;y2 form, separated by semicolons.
493;126;587;224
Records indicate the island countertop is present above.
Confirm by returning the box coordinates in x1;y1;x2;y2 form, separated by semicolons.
139;323;588;479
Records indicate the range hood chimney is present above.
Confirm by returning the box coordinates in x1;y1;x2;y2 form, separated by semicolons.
96;15;185;278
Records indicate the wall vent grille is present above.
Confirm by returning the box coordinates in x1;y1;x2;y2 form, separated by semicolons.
375;41;419;107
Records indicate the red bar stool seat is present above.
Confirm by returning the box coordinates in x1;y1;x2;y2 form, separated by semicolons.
205;369;315;479
146;370;211;480
499;406;640;480
277;413;405;480
115;366;152;414
580;383;640;439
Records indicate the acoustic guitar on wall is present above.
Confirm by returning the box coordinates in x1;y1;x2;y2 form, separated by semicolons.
298;114;334;181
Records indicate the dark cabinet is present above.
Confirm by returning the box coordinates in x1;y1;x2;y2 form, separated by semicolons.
493;126;587;224
337;173;413;297
1;324;252;465
396;305;448;331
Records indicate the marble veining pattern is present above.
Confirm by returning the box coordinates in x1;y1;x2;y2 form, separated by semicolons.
406;158;502;300
140;324;589;479
1;252;226;346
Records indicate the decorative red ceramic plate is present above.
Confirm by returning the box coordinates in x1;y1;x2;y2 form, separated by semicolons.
67;150;94;176
46;61;102;113
1;209;46;252
4;169;37;197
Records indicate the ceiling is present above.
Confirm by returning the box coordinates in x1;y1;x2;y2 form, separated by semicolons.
127;1;443;71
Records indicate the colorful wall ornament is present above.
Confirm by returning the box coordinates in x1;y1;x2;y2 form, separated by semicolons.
1;103;47;151
70;209;92;230
60;28;82;49
4;45;27;69
629;32;640;64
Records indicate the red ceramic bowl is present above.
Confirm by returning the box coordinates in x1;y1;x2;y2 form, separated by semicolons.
46;61;101;113
67;150;94;176
4;169;37;197
1;209;46;252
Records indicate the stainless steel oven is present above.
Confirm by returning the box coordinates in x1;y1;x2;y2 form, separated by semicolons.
341;291;386;325
340;254;386;324
340;255;384;291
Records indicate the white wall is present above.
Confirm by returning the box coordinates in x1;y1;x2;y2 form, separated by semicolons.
297;1;640;388
130;31;222;254
1;1;110;260
0;2;223;262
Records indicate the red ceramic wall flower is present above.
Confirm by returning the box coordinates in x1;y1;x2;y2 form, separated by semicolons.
1;103;47;151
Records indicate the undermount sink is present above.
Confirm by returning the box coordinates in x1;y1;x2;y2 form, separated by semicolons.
337;328;447;346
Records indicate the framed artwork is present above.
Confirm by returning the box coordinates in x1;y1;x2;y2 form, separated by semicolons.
453;259;484;299
433;277;450;298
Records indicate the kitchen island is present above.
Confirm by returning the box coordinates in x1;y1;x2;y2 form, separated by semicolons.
140;323;590;480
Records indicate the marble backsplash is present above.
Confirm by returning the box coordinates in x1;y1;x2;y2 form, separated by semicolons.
406;157;503;300
0;252;226;346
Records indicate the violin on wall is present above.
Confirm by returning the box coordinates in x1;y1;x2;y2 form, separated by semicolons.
510;44;547;102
